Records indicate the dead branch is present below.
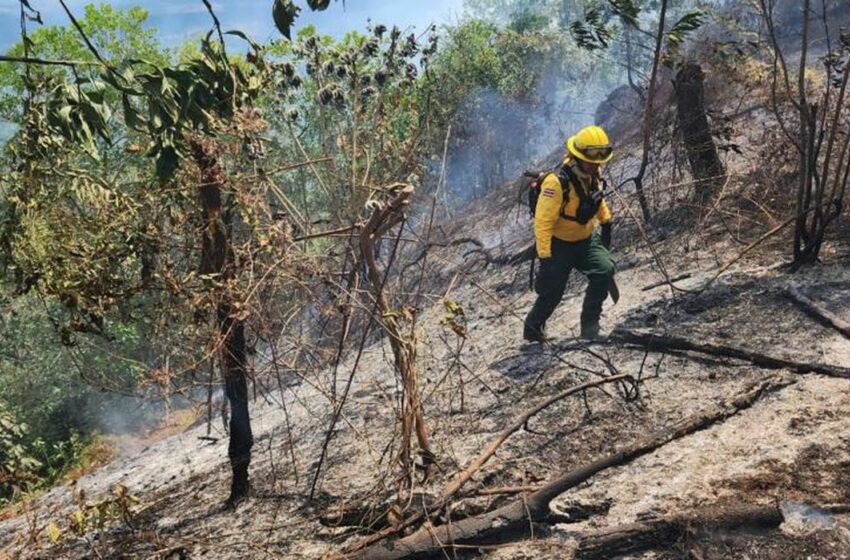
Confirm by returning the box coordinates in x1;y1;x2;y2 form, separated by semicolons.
440;374;633;502
347;377;792;559
294;224;363;243
785;287;850;340
465;243;536;266
321;504;388;531
641;273;693;291
360;185;433;484
0;55;99;67
575;503;783;559
610;328;850;378
474;485;539;497
692;210;803;293
404;237;483;272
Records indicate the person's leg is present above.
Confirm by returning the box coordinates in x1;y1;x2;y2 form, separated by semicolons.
575;235;616;338
524;240;572;341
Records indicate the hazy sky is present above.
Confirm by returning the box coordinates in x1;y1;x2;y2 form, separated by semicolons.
0;1;466;54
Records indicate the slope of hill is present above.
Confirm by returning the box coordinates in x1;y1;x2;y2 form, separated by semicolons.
2;80;850;560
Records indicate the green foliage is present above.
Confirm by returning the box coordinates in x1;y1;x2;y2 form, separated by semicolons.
307;0;333;11
0;294;139;507
272;0;339;39
570;5;613;50
0;3;167;123
263;23;432;218
667;9;707;49
0;400;41;504
608;0;641;28
273;0;301;39
419;17;609;197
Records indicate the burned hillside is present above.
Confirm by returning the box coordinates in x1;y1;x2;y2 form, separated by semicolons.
1;1;850;560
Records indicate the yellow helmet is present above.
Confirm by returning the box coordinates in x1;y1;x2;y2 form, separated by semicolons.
566;125;614;163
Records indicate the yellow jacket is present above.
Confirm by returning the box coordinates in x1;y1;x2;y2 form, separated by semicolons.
534;157;612;258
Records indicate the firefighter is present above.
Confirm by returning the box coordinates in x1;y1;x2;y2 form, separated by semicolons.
524;125;615;342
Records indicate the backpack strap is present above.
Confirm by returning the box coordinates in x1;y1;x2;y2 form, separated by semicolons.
558;164;604;224
557;165;581;222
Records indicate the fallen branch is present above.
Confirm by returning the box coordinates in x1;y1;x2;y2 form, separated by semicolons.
474;485;539;496
610;328;850;378
347;375;632;550
321;504;389;531
575;503;783;559
641;273;693;291
691;210;806;294
785;287;850;340
465;243;536;266
403;237;483;273
347;376;792;559
440;374;633;501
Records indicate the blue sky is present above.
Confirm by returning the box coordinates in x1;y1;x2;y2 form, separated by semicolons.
0;1;466;54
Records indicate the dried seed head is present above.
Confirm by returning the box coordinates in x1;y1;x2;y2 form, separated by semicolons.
362;38;380;57
318;87;333;105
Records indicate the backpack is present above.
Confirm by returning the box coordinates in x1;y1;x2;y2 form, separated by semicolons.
524;170;548;218
525;165;604;223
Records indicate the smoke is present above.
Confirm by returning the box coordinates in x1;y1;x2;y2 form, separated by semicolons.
781;502;837;531
438;74;612;206
85;380;208;438
0;120;15;145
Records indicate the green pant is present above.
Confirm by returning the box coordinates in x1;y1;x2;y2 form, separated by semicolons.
525;235;615;334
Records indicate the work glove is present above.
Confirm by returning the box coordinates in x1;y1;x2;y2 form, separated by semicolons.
600;223;612;250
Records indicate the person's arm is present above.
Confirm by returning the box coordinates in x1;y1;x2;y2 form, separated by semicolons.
534;174;563;259
597;199;612;249
601;222;612;249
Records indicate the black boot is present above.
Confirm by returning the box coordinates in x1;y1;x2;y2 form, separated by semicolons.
523;323;547;343
579;319;600;340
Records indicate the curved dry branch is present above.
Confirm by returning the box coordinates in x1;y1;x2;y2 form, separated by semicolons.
611;328;850;378
347;377;792;559
440;374;633;501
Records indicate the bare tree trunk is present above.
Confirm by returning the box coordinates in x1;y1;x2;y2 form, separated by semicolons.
190;138;253;503
794;0;814;265
632;0;669;224
674;63;725;205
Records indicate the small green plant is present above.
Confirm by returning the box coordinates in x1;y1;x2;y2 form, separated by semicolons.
0;402;42;506
43;482;140;545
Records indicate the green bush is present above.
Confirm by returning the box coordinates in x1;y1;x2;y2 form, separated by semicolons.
0;401;41;505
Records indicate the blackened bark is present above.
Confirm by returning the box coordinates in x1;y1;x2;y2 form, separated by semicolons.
190;138;253;503
674;63;726;204
220;303;252;500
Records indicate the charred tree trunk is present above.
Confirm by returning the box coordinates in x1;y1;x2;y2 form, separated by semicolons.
674;63;725;204
190;138;253;503
632;0;668;224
